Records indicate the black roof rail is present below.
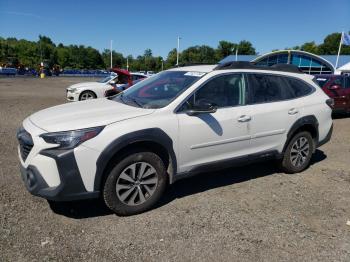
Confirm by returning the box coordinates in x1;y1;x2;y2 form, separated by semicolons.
214;61;303;74
172;62;213;68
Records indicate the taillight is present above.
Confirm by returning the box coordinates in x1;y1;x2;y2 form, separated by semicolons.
326;98;334;109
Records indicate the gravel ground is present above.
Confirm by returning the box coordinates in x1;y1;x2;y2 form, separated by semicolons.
0;77;349;262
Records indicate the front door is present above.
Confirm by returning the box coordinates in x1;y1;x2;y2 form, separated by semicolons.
176;73;251;173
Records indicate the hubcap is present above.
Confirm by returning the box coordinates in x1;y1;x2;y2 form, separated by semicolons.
290;136;310;167
81;93;94;100
116;162;158;206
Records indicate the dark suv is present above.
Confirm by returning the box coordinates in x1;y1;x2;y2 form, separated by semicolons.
315;74;350;114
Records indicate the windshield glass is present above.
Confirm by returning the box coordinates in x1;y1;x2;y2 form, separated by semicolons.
112;71;206;108
98;75;115;83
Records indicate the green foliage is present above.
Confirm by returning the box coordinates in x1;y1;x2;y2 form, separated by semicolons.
0;35;258;71
300;41;319;54
285;32;350;55
4;32;349;71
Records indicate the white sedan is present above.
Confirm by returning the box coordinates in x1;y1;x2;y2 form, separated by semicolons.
66;73;147;101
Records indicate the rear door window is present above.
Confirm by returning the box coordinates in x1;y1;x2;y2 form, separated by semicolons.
246;74;295;104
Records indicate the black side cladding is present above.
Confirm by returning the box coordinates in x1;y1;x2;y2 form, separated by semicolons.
283;115;319;154
94;128;177;190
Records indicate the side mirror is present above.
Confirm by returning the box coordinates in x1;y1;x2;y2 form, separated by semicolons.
329;84;341;90
186;101;217;116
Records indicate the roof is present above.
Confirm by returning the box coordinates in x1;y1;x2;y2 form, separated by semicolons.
338;61;350;71
111;68;130;76
221;53;350;69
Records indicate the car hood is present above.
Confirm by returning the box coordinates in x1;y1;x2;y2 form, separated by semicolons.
67;82;105;90
29;98;155;132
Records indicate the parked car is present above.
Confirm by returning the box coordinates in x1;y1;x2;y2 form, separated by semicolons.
17;62;333;216
104;78;146;97
66;69;147;101
315;74;350;114
0;67;17;76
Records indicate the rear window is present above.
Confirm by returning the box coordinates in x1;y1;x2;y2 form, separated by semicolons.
315;76;331;88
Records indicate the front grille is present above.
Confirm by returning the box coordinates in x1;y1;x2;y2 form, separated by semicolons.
17;127;34;161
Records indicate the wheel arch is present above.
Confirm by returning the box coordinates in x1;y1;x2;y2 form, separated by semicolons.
94;128;177;192
283;115;319;154
79;90;97;100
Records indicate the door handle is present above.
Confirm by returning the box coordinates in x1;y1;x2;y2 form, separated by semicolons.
288;108;299;115
238;115;251;122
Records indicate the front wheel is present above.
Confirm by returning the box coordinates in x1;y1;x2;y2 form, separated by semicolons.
280;131;314;174
103;151;167;216
79;91;96;101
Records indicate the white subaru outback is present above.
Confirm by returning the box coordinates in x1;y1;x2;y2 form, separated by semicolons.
17;62;333;216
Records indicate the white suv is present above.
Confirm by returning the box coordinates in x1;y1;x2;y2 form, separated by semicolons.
17;62;333;216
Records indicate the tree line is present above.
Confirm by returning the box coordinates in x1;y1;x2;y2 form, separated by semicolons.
0;32;349;72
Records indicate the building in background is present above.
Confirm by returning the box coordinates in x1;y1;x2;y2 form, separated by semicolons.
221;50;350;75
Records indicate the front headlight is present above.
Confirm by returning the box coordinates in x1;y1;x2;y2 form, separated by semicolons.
40;126;104;149
68;88;77;92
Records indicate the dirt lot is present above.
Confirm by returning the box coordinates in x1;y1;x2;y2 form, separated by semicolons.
0;77;349;261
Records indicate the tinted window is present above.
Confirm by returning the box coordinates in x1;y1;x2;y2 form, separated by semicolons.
286;78;313;97
332;76;344;87
315;76;331;88
182;74;245;110
345;76;350;88
246;74;295;104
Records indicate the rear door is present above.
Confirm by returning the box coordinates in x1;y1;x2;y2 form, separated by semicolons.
244;73;299;153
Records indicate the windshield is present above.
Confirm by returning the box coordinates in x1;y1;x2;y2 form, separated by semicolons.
112;71;206;108
98;75;115;83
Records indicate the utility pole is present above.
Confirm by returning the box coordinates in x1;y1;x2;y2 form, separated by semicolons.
161;59;164;71
110;40;113;69
126;56;129;71
39;39;43;66
176;36;181;66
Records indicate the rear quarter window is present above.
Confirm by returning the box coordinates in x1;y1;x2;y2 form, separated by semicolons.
285;77;313;98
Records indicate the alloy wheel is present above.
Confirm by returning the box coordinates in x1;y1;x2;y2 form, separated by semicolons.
116;162;158;206
80;92;94;100
290;136;310;167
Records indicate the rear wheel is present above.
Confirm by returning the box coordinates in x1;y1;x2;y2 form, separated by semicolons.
103;151;167;216
280;131;314;173
79;91;96;101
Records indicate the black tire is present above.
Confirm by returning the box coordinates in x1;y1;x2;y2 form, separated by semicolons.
280;131;314;174
79;90;96;101
103;151;167;216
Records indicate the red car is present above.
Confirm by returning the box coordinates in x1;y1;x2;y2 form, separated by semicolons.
315;74;350;114
105;68;147;97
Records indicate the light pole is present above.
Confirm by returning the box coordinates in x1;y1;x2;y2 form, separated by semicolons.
176;36;181;66
161;59;164;71
126;56;129;71
110;40;113;69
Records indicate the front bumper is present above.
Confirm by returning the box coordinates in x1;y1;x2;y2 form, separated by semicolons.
19;148;99;201
66;90;80;102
